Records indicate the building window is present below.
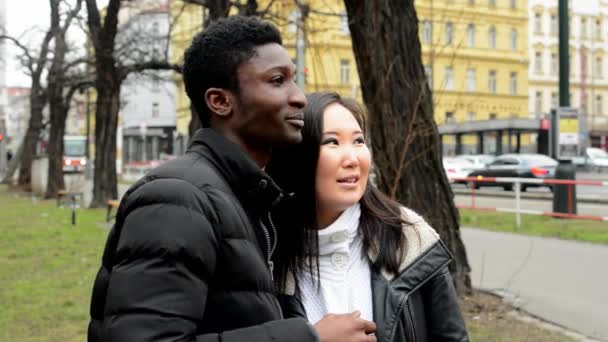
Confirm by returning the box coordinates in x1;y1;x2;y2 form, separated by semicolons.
535;13;542;34
581;18;587;37
596;95;603;115
551;92;558;110
488;26;497;49
445;67;454;90
340;13;350;35
340;59;350;84
595;56;603;77
423;20;432;43
535;91;543;114
510;29;518;50
424;64;433;88
550;53;558;75
446;22;454;45
467;68;477;91
510;0;516;9
469;0;475;4
595;19;602;39
489;113;497;120
152;77;160;92
152;22;159;37
152;102;159;118
468;112;477;122
488;70;497;93
570;53;574;76
510;72;517;95
489;0;496;6
535;51;543;74
445;111;456;123
467;24;476;47
550;14;558;35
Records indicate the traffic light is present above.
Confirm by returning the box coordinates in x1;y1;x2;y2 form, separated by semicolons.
0;132;4;142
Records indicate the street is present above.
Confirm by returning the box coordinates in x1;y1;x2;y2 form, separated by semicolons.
462;228;608;341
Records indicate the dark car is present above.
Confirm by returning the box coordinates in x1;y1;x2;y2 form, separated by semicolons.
468;154;558;191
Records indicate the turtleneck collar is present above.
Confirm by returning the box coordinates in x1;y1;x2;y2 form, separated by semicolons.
316;203;361;256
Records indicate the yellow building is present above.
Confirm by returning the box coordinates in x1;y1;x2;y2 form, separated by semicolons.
418;0;530;154
170;0;530;154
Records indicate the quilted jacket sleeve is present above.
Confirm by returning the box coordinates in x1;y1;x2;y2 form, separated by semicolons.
98;179;318;342
422;267;469;341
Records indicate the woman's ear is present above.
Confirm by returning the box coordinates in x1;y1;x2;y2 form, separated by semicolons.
205;88;233;118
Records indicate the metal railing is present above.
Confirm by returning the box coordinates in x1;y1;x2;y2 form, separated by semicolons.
453;176;608;227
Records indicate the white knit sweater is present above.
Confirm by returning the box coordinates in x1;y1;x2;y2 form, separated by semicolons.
298;204;374;324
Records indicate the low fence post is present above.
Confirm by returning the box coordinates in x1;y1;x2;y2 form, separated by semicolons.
515;181;521;229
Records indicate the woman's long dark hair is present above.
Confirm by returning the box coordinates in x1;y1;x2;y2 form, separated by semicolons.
268;92;409;292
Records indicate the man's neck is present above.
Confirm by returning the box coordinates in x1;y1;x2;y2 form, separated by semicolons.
213;127;271;168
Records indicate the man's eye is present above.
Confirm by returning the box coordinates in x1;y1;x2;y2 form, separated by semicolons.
271;76;284;85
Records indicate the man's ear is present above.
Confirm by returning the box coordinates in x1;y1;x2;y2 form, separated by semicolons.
205;88;233;118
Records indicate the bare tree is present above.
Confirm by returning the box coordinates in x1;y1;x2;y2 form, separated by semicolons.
343;0;471;293
0;30;53;189
84;0;181;207
45;0;84;198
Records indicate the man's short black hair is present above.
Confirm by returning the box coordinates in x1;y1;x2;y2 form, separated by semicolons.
183;16;283;127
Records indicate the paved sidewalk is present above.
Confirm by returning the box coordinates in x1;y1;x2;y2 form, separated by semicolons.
462;228;608;341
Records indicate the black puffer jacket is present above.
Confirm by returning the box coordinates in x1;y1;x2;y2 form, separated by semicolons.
88;128;318;342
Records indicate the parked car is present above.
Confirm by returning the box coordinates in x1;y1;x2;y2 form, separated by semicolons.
443;157;476;184
468;154;558;191
454;154;496;170
573;147;608;172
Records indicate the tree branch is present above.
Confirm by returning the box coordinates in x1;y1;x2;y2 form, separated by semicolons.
119;61;182;80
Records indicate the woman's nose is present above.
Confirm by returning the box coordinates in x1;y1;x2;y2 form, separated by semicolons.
342;147;359;167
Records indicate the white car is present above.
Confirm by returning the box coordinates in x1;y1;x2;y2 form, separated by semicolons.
443;157;475;183
454;154;495;171
573;147;608;172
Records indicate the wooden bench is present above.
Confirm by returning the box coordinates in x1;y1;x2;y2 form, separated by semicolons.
106;199;120;222
57;189;84;207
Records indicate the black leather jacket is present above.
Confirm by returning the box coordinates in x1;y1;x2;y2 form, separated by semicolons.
281;212;469;342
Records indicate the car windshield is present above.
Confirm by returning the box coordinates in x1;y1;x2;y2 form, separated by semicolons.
519;155;558;166
588;148;608;159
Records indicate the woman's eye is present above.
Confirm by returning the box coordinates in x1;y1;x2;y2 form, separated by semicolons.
355;137;366;144
321;138;339;145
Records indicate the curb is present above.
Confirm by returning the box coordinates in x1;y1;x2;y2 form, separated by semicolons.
453;188;608;205
476;288;605;342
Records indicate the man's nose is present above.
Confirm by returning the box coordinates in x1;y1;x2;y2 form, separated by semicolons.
289;83;307;109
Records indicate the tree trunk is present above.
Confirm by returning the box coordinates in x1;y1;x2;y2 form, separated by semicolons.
45;0;82;198
17;93;45;189
45;97;67;198
343;0;471;293
90;84;120;207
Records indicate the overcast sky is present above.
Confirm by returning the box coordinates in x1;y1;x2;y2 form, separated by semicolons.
2;0;602;87
4;0;108;87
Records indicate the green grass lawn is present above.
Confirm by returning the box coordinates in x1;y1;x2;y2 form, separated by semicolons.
0;185;108;342
0;185;577;341
460;209;608;244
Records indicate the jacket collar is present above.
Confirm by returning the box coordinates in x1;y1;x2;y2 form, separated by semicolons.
371;241;452;342
187;128;286;217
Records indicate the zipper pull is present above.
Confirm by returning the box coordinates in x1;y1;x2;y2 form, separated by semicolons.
268;260;274;281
